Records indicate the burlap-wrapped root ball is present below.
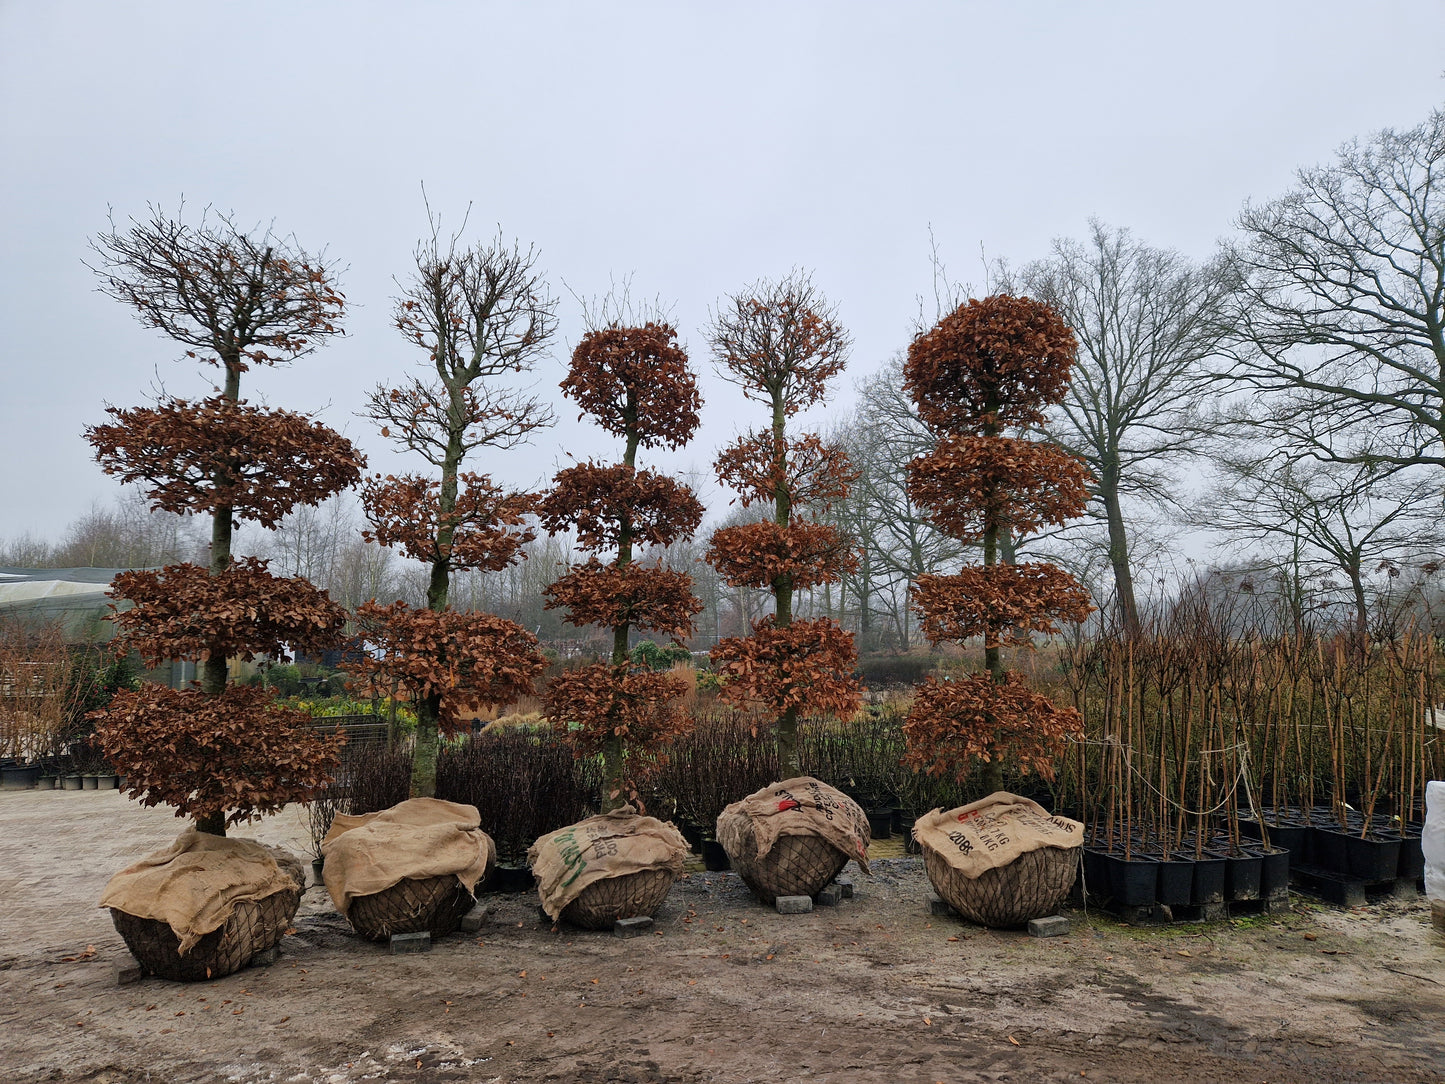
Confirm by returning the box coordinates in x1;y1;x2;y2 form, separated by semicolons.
321;798;494;941
914;793;1082;928
345;874;477;940
531;808;689;929
99;830;305;982
717;777;871;905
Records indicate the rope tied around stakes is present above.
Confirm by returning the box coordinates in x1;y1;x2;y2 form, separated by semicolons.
1066;735;1257;818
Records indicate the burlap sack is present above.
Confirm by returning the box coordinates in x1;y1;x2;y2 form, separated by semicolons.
320;797;495;917
913;793;1083;878
716;777;872;874
98;830;302;955
529;808;688;922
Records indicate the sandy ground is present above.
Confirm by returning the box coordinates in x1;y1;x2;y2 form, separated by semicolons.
1;789;1443;1084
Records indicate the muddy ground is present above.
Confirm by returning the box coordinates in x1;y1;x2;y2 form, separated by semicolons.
1;788;1442;1084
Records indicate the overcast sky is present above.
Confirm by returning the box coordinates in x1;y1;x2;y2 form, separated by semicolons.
2;1;1443;547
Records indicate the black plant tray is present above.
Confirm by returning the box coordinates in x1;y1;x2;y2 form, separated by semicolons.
1289;863;1419;908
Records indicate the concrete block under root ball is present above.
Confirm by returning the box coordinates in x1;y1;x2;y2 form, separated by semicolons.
116;965;144;985
459;904;490;933
835;876;855;899
814;883;844;907
776;895;814;914
613;916;654;938
1027;914;1071;938
248;945;281;967
389;931;431;954
928;896;956;917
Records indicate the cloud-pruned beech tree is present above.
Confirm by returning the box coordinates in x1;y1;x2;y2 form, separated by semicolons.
352;219;554;798
539;320;705;809
902;295;1093;794
704;272;862;779
84;206;362;834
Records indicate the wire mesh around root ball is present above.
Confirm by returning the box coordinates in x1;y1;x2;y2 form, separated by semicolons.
560;868;676;929
725;825;851;905
923;843;1078;928
111;886;300;982
346;875;475;941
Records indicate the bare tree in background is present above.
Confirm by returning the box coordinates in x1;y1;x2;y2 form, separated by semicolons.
833;356;969;649
1003;221;1237;636
1227;107;1445;477
1192;456;1444;635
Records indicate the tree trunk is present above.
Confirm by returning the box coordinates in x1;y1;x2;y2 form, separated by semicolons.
1347;563;1368;640
770;395;801;779
980;514;1005;796
599;428;642;810
979;407;1004;796
410;391;466;799
1100;464;1141;638
197;362;243;835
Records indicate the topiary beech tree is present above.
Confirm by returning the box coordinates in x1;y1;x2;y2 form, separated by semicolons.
84;205;363;835
539;320;706;810
704;272;863;779
901;294;1094;795
353;220;555;798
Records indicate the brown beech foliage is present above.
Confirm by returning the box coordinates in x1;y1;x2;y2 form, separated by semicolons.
87;397;364;529
543;662;692;755
904;294;1077;434
713;431;858;511
905;436;1092;542
361;472;536;571
543;559;702;640
537;463;703;552
347;601;546;732
710;616;862;718
912;565;1094;647
94;684;341;829
903;673;1082;783
111;559;348;667
561;323;700;449
706;520;860;591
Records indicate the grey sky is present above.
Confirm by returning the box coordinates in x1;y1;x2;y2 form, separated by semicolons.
2;1;1443;545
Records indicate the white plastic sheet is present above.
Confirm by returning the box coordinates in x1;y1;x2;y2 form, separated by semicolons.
1424;780;1445;903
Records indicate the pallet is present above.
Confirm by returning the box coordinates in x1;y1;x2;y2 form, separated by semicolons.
1288;864;1421;908
1091;892;1291;926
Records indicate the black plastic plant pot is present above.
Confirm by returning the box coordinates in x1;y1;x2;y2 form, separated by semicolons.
702;839;731;871
1225;851;1262;901
487;864;535;894
1258;846;1290;898
0;764;40;790
1081;848;1110;899
1106;852;1159;907
1397;832;1425;881
1157;855;1195;907
1191;853;1227;904
1271;823;1308;857
1309;826;1349;874
1343;832;1401;883
866;810;893;840
891;808;916;835
677;820;705;855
